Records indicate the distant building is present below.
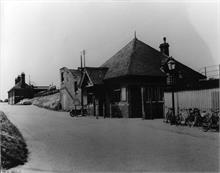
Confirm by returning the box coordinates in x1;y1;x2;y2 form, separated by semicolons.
59;67;82;111
8;73;49;104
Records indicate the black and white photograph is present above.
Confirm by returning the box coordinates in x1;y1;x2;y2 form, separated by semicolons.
0;0;219;172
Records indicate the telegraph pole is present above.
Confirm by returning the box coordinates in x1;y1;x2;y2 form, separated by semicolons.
83;50;86;67
80;52;84;116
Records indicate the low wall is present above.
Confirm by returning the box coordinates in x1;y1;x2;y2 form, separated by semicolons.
111;102;129;118
86;102;129;118
87;104;94;116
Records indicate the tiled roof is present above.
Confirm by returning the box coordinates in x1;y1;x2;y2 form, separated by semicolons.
174;60;206;80
85;67;108;85
101;38;205;80
69;69;81;77
101;38;167;79
161;57;206;80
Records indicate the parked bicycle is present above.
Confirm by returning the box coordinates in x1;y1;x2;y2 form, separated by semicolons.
165;108;219;132
202;110;219;132
69;109;77;117
165;108;175;125
69;106;87;117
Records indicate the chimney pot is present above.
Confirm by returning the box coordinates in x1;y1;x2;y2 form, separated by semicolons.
159;37;169;56
15;77;18;84
21;73;25;85
163;37;166;43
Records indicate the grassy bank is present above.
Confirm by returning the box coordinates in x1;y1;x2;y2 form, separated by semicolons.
0;111;29;170
18;92;61;111
32;92;61;110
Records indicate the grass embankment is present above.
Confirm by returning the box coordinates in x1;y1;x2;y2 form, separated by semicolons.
32;92;61;110
0;111;28;170
18;92;61;111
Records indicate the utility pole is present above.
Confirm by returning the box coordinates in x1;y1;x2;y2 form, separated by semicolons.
80;53;83;69
82;50;86;67
80;52;84;116
204;67;207;77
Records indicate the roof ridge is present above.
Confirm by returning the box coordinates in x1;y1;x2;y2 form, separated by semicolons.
101;38;136;67
69;69;80;72
85;67;108;69
102;37;169;79
68;68;81;78
173;58;206;78
127;38;137;75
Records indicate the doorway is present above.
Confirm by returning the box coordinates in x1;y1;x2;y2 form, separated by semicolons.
130;86;142;118
145;87;164;119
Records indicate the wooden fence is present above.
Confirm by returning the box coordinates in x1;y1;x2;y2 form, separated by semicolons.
164;88;219;114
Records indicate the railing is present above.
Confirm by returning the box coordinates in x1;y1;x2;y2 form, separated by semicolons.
198;65;220;79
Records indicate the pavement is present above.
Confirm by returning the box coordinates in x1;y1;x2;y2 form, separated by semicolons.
0;103;219;173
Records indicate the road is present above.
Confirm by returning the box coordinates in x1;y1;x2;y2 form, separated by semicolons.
0;103;219;172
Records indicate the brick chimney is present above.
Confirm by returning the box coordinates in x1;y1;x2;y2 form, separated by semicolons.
15;76;21;84
21;73;25;85
159;37;169;56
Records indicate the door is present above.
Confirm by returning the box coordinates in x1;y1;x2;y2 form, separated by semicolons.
98;98;104;117
145;87;164;119
130;86;142;118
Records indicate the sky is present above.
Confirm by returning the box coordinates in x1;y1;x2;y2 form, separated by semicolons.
0;0;219;100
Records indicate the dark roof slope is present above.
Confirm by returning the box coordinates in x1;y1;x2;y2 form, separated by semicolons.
101;39;135;79
101;38;167;79
101;38;205;80
175;60;206;80
161;57;206;80
8;82;31;93
85;67;108;85
69;69;81;77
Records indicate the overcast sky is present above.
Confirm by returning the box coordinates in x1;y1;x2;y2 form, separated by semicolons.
0;0;219;99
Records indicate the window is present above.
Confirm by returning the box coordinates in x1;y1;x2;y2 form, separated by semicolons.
121;87;127;101
61;72;64;82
